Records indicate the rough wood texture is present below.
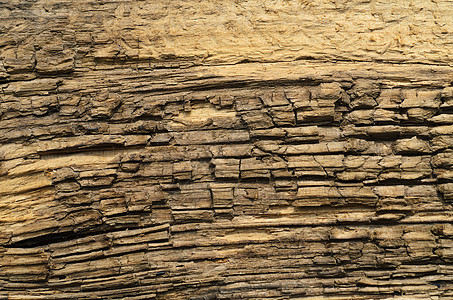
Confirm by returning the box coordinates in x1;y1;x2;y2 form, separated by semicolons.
1;1;453;299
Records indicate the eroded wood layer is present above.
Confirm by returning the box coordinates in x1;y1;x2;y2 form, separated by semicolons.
1;60;453;299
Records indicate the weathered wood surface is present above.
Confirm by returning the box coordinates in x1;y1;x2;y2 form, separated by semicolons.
1;0;453;299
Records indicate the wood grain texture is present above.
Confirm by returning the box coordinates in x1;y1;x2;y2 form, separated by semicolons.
1;0;453;299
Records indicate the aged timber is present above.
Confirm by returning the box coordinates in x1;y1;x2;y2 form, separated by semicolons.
1;0;453;299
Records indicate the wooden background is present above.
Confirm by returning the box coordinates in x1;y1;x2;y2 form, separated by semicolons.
1;1;453;299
